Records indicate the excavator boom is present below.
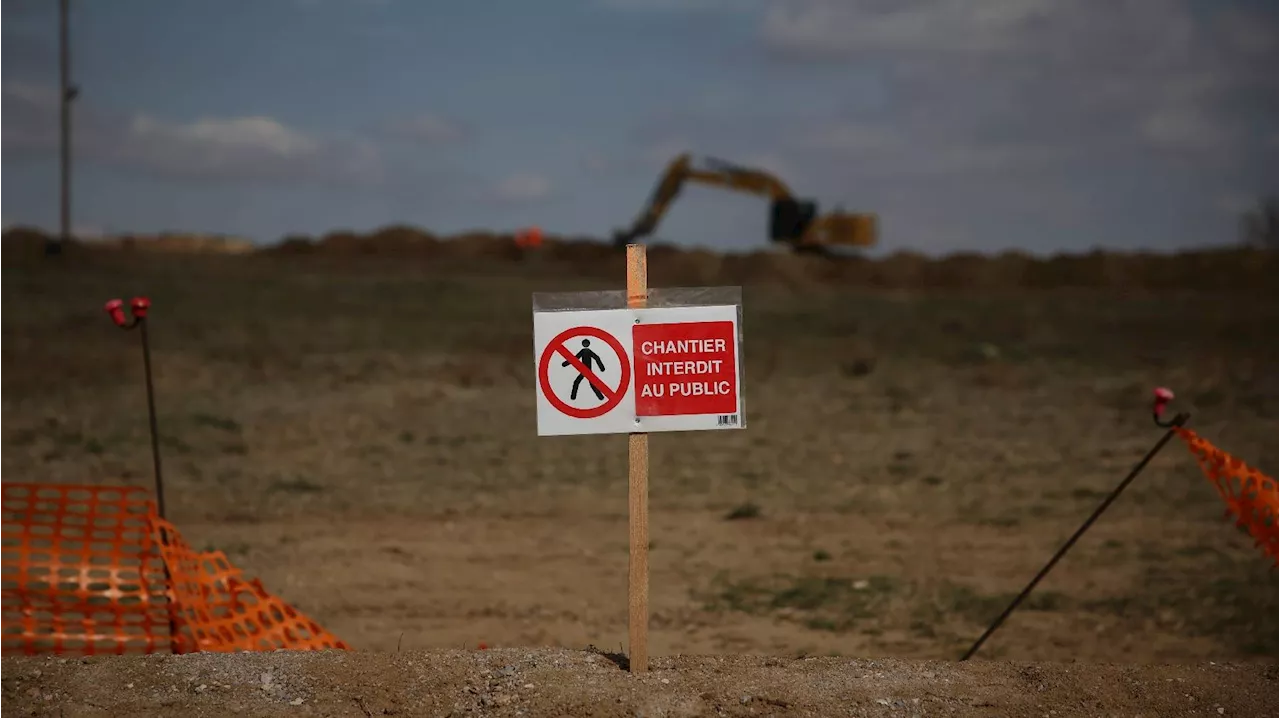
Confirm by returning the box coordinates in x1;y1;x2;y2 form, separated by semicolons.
612;153;794;245
611;152;877;252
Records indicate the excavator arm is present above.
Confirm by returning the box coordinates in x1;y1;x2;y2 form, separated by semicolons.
611;152;877;252
612;153;798;246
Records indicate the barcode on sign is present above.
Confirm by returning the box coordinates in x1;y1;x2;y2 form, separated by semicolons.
717;414;739;427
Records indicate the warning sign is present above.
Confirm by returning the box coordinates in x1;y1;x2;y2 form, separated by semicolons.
533;302;743;436
634;321;737;417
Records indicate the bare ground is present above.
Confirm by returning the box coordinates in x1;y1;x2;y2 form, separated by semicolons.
3;649;1277;717
1;247;1277;715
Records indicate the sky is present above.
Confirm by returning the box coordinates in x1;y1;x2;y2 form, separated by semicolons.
2;0;1276;256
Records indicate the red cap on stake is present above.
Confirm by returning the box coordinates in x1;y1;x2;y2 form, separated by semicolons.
104;299;127;327
130;296;151;320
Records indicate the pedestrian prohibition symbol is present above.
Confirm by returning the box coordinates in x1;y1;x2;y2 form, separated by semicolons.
537;325;631;420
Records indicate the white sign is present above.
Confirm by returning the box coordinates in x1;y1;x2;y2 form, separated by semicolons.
533;305;744;436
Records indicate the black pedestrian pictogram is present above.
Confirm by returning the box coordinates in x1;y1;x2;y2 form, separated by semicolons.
538;325;630;421
563;339;606;401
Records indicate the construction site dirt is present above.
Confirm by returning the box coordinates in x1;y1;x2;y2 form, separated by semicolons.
1;230;1276;716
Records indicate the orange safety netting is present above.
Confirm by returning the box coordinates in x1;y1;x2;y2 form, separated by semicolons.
151;514;349;653
1175;427;1279;563
1;483;348;656
0;484;173;655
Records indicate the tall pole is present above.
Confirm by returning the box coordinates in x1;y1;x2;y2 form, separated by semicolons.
52;0;72;256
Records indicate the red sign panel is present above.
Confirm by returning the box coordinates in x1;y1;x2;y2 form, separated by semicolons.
632;320;737;417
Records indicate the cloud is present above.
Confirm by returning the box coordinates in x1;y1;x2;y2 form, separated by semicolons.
1217;5;1277;56
2;83;384;186
793;124;900;155
580;150;612;174
734;153;793;179
761;2;1262;94
116;115;383;184
584;92;799;180
1;83;62;154
1;28;55;80
788;119;1065;178
756;0;1274;160
1140;107;1232;153
1;0;54;19
1214;192;1265;217
492;172;554;203
595;0;757;12
583;0;1271;251
293;0;393;7
579;138;690;179
383;114;469;145
604;102;1058;196
760;0;1052;59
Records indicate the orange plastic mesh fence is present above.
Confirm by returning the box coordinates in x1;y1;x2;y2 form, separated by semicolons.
1176;428;1279;563
1;484;172;656
151;515;349;653
1;483;348;655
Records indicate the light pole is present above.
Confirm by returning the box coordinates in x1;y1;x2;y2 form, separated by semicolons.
52;0;78;256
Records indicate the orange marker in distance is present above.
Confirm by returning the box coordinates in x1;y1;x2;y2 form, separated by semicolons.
515;226;543;249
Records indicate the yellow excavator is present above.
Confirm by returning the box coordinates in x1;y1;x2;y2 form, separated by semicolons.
611;152;878;254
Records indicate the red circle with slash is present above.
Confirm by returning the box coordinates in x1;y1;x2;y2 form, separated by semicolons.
538;326;631;419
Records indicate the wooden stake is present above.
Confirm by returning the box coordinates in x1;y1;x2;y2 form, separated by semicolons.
626;244;649;673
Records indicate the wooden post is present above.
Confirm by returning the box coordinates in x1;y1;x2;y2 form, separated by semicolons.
626;244;649;673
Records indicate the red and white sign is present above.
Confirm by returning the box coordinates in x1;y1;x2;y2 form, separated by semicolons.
533;304;743;436
634;321;737;417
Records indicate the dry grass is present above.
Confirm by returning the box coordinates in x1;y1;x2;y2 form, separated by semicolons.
1;241;1276;664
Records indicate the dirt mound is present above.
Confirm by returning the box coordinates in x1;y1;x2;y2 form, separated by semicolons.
98;233;256;254
0;226;58;261
247;225;1280;289
268;227;442;257
2;649;1273;718
1;228;255;263
542;236;620;265
5;226;1276;292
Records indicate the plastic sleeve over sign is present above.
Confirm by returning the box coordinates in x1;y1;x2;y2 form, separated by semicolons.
533;286;747;432
532;286;743;312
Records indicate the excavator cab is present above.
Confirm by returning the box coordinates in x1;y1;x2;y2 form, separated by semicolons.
768;198;818;243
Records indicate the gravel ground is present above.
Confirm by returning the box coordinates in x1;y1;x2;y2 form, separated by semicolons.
2;649;1275;717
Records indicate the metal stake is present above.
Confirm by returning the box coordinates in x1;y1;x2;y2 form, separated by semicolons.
960;411;1190;661
105;298;165;518
104;296;179;651
137;318;166;519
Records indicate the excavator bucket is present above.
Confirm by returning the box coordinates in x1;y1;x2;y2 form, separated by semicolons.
802;211;878;248
769;198;818;242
